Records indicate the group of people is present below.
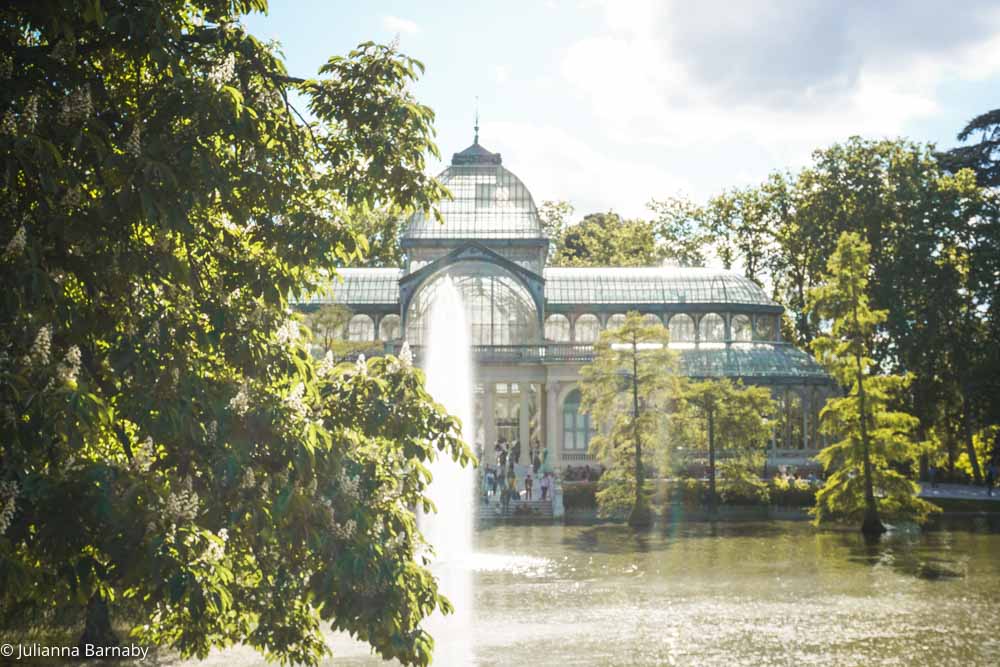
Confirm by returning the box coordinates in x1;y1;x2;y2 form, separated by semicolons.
482;459;556;514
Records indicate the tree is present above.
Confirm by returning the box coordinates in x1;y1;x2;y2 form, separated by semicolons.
537;199;574;256
807;233;937;535
701;137;1000;477
675;379;774;510
348;205;404;267
0;2;468;665
646;196;710;267
302;304;351;352
939;108;1000;188
550;212;665;267
579;312;678;526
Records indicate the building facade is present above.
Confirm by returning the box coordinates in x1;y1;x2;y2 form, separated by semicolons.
299;137;835;470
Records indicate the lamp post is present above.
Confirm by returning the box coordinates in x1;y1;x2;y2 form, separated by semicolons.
611;341;664;526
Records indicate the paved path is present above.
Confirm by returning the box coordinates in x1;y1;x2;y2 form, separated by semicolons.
918;483;1000;501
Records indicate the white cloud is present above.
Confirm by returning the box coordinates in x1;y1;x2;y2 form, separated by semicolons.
480;120;695;219
381;15;419;35
556;0;1000;194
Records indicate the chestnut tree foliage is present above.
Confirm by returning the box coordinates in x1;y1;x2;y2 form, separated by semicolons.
0;1;470;665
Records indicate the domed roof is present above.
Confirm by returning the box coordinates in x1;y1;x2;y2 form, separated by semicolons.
401;138;545;243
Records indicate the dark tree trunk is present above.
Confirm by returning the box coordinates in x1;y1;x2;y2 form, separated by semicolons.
707;405;717;513
961;392;983;484
855;344;884;537
78;593;120;653
628;340;651;528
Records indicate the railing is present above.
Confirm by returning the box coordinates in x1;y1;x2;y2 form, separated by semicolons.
561;451;598;463
337;343;597;364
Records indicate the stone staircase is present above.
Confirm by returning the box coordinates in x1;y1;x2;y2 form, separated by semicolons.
477;462;563;521
477;497;553;521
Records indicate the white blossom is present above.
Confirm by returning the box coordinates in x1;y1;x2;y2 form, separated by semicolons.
338;470;360;501
317;350;336;378
354;354;367;376
332;518;356;541
164;478;199;523
240;468;256;490
275;319;299;346
1;110;16;135
3;225;26;260
126;123;141;157
208;53;236;87
201;529;228;564
0;54;12;79
0;480;18;535
30;325;52;366
23;95;38;130
399;341;413;368
205;420;218;444
59;86;91;124
56;345;81;385
283;382;308;419
131;436;154;473
228;382;250;417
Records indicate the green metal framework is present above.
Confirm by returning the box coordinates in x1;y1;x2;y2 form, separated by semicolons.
544;267;775;306
401;163;545;242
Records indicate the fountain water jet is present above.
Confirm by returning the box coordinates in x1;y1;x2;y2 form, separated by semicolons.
418;275;475;663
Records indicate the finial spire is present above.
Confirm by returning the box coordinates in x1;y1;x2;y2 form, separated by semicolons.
474;96;479;145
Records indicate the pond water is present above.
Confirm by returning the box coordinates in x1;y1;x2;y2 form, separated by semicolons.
190;518;1000;667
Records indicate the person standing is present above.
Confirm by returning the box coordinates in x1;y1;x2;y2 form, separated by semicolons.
540;472;550;501
525;472;533;501
485;467;495;498
986;460;997;497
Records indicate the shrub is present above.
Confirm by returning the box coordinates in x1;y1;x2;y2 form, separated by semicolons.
562;481;598;511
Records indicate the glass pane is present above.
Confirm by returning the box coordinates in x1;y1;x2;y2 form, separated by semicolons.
575;314;601;343
732;314;752;342
347;314;375;341
545;314;571;342
699;313;725;343
668;314;695;343
379;314;401;341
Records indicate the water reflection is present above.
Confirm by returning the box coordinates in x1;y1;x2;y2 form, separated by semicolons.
192;519;1000;667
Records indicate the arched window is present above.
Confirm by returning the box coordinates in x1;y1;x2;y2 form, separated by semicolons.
574;314;601;343
732;314;752;342
379;314;401;341
642;313;662;327
545;314;571;342
405;262;538;346
607;313;627;330
699;313;725;343
754;314;777;341
562;389;593;451
347;314;375;341
668;314;695;343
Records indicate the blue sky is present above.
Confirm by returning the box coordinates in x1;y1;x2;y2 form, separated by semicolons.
244;1;1000;218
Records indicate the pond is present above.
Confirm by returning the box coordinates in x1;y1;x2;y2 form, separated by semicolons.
189;518;1000;666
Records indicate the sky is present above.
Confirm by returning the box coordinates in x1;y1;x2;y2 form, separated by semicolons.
244;0;1000;219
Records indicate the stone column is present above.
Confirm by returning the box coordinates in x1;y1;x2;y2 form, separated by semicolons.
519;384;530;465
546;382;560;469
483;383;496;465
